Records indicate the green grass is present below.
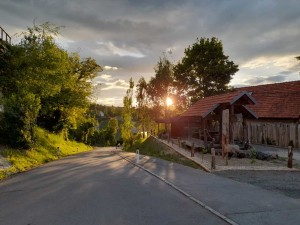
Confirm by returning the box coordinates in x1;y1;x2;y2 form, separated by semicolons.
126;136;203;170
0;127;92;180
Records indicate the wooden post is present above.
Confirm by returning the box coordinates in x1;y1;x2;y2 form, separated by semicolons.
219;112;223;149
222;109;230;158
230;105;234;144
203;118;207;147
288;146;293;168
191;143;195;157
211;148;216;170
225;145;228;166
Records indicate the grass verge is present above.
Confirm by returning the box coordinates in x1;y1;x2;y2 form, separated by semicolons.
126;136;203;170
0;127;92;180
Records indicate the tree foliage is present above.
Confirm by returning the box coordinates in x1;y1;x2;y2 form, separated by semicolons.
147;56;174;107
0;22;102;148
136;77;151;138
121;78;135;147
174;37;238;103
2;92;41;148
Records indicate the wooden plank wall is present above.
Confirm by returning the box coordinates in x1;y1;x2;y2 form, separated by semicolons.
233;120;299;148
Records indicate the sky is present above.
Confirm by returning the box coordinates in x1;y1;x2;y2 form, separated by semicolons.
1;0;300;106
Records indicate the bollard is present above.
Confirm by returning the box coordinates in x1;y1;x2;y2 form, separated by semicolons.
211;148;216;170
288;146;293;168
136;148;140;164
57;147;61;156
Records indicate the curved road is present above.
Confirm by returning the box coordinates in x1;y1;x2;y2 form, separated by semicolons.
0;148;227;225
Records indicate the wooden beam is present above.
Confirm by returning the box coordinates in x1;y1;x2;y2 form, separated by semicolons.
222;109;229;158
230;104;234;144
203;117;207;147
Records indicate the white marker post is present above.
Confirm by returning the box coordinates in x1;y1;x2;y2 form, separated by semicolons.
136;148;140;164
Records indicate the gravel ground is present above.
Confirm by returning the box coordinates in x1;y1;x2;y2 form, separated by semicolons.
214;170;300;199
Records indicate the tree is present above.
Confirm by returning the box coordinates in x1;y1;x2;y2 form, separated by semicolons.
136;77;150;138
147;56;174;107
174;37;238;103
106;117;119;145
121;78;135;147
0;22;102;147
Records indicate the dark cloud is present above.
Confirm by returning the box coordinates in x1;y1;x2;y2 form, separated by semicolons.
1;0;299;105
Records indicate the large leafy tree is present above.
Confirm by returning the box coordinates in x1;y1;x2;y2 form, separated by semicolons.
0;22;102;147
147;55;189;116
174;37;238;103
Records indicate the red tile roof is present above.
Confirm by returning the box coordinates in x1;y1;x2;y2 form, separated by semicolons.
180;91;255;117
237;80;300;119
180;80;300;119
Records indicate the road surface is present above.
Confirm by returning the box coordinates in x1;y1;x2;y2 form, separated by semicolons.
0;148;227;225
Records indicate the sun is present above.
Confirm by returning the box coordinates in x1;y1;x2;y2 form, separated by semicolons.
166;97;173;106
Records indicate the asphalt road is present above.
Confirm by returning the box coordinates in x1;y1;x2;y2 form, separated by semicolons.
0;148;227;225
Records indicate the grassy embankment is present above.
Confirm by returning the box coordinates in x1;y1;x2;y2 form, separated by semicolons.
0;127;92;180
127;136;203;170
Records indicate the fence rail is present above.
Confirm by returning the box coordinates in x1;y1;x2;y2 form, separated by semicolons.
0;26;11;44
233;120;300;149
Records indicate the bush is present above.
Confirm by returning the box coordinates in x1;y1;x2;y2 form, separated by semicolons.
250;147;257;164
1;92;41;148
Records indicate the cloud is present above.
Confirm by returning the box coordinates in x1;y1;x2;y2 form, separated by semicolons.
103;66;118;70
95;41;145;58
1;0;300;106
242;75;287;86
99;74;113;81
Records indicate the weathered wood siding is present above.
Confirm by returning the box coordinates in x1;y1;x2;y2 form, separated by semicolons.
234;120;299;148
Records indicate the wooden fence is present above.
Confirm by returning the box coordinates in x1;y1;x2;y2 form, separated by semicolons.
233;120;300;149
0;26;11;44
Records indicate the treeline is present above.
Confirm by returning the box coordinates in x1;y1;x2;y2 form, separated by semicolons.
0;23;107;148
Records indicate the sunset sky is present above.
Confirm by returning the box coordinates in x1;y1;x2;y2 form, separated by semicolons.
1;0;299;106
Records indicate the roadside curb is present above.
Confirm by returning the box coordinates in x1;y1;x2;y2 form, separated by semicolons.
115;151;239;225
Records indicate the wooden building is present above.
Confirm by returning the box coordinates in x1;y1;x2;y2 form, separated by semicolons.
169;80;300;149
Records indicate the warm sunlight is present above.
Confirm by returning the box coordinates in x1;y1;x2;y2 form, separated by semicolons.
166;97;173;106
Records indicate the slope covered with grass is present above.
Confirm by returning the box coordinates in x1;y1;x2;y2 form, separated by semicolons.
0;127;92;180
127;136;203;170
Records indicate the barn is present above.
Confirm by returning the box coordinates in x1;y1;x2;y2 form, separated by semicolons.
167;80;300;149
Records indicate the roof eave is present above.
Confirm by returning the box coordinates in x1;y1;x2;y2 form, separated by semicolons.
230;91;257;105
202;103;220;118
243;105;258;119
